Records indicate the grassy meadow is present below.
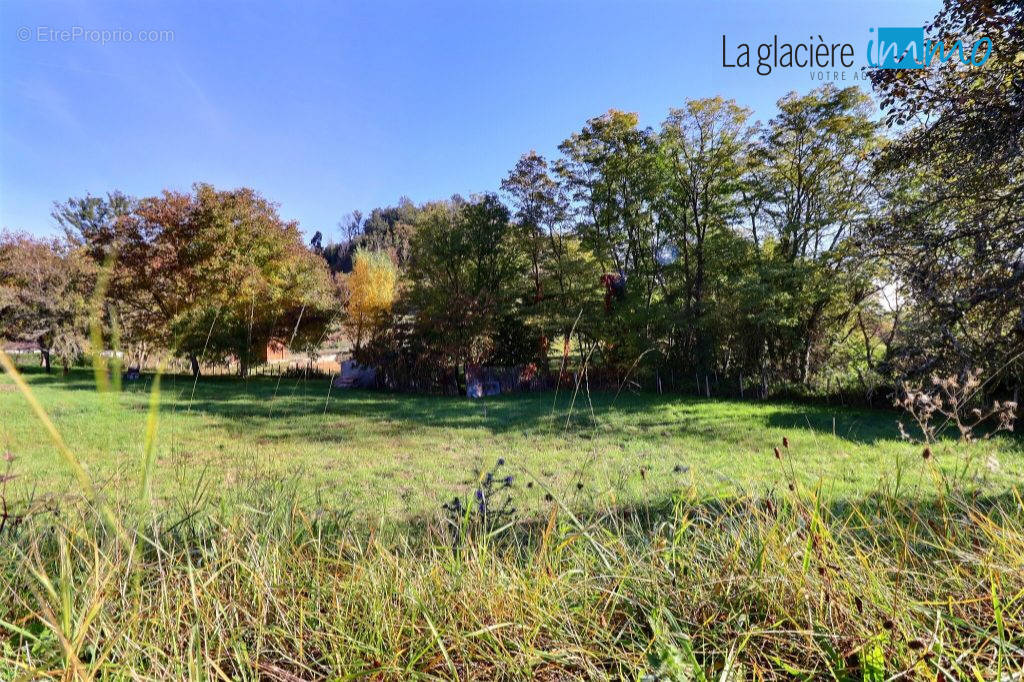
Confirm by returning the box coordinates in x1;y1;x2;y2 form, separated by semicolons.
2;361;1023;679
3;365;1022;522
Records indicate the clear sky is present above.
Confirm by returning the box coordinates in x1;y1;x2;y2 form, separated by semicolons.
2;0;938;239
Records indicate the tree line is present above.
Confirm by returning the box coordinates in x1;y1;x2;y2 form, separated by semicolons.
2;0;1020;401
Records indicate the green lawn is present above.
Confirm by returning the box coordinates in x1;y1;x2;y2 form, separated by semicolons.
2;365;1021;523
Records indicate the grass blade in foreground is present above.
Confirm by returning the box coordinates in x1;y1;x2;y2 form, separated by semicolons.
0;350;125;542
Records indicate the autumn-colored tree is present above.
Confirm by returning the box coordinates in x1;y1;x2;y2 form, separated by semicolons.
0;231;93;373
66;184;337;376
344;249;397;350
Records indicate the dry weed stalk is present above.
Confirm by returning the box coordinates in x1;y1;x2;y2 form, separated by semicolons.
896;369;1016;444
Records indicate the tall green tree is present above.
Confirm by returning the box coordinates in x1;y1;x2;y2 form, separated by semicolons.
659;97;754;381
502;152;566;306
405;194;527;368
501;151;595;358
745;86;881;386
556;110;666;364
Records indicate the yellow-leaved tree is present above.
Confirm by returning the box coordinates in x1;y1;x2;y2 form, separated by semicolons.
345;249;397;350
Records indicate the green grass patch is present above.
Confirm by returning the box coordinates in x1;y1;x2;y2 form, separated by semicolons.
2;366;1022;524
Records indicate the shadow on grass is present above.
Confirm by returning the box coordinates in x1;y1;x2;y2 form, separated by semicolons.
9;366;1009;451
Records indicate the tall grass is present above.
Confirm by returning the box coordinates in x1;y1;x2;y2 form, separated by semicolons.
1;352;1022;680
2;478;1022;679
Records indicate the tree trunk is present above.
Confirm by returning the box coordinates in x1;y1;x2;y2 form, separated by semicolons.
40;348;51;373
189;354;201;378
800;303;826;386
800;339;812;386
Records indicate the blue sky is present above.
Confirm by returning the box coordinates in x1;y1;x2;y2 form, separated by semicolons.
2;0;938;240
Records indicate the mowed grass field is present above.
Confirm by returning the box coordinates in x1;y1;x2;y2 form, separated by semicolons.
3;364;1022;523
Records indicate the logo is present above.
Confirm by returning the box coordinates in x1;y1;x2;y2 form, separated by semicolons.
867;27;992;69
720;28;995;79
721;35;856;77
